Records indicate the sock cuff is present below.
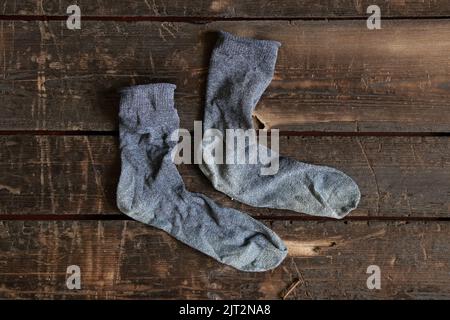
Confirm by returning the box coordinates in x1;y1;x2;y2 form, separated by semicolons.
120;83;176;110
214;31;281;62
119;83;179;134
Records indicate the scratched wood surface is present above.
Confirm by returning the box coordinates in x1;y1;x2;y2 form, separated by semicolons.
1;135;449;218
1;20;450;132
1;0;449;18
1;0;450;300
0;220;449;299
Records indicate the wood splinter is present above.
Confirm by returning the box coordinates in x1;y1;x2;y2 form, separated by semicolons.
281;278;302;300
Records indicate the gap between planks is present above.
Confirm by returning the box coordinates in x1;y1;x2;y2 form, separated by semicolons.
2;15;450;22
1;214;450;222
1;131;450;137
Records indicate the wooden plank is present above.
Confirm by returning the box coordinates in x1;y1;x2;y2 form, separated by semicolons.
0;220;449;299
1;135;449;217
1;20;450;132
1;0;450;18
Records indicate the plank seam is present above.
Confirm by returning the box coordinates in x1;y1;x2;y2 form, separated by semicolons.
1;131;450;137
1;214;450;222
1;15;450;22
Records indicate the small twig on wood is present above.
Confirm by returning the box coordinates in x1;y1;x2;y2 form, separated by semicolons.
298;270;311;298
281;278;302;300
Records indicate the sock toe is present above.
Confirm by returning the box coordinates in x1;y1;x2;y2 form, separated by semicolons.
240;242;288;272
326;171;361;219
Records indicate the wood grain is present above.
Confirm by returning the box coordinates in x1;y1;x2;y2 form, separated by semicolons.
0;220;449;299
1;0;449;301
1;135;449;217
1;20;450;132
1;0;449;18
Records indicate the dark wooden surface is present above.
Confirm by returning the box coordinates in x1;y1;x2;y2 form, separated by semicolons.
1;135;450;218
1;220;449;299
0;1;449;299
2;0;450;18
2;20;450;132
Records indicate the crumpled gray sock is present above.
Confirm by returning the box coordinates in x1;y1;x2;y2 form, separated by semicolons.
116;83;288;272
199;31;361;219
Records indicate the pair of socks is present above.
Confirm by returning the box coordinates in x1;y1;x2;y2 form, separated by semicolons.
117;32;360;272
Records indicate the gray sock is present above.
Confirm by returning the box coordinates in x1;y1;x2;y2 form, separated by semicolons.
116;83;288;272
200;32;361;219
